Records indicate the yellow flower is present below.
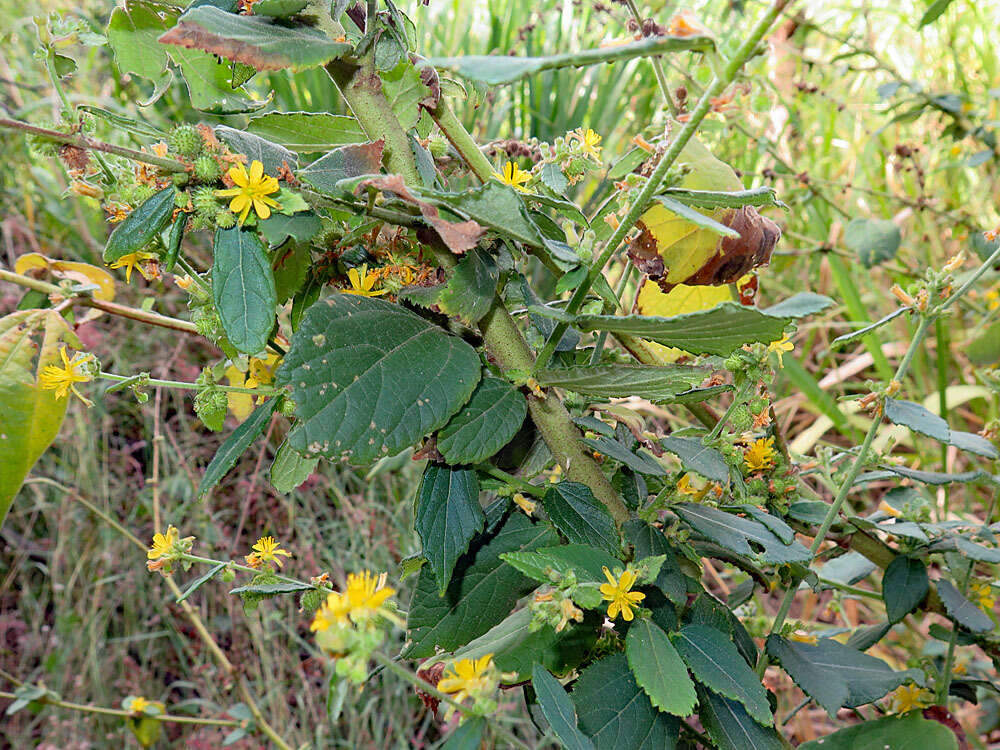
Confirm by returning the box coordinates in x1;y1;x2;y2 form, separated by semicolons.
439;654;495;706
556;598;584;632
226;353;283;421
599;566;645;621
245;536;292;568
147;526;180;560
512;493;536;516
987;289;1000;311
215;159;280;223
744;437;776;472
768;334;794;367
571;128;603;159
969;581;996;611
341;264;387;296
126;696;163;716
888;683;935;714
109;251;160;284
676;473;698;495
38;347;95;406
311;570;395;631
877;499;902;518
492;161;532;193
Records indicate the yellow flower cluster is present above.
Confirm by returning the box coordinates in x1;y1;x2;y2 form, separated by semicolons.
744;436;776;472
438;654;500;721
145;525;195;573
493;161;532;193
311;571;395;632
888;683;935;714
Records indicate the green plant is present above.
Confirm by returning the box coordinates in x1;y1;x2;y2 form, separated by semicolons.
3;1;1000;748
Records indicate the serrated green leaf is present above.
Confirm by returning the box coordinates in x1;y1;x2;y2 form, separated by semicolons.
675;503;812;564
885;398;999;458
247;112;365;151
438;377;526;465
882;556;929;623
251;0;309;17
424;35;711;85
433;608;596;681
198;398;279;497
107;0;175;86
269;439;318;493
532;666;595;750
919;0;957;28
167;45;263;114
228;581;312;595
583;436;666;476
576;302;788;357
697;686;783;750
844;217;901;268
272;243;311;304
103;188;175;263
259;211;322;247
659;436;729;482
535;363;709;403
937;578;994;632
176;562;227;603
297;142;385;194
382;62;431;131
659;185;783;210
402;247;500;326
570;653;680;750
216;126;298;173
160;6;353;71
405;513;558;657
212;227;277;355
542;482;619;554
799;713;958;750
416;180;545;247
415;465;484;595
501;543;619;586
767;636;914;713
278;295;481;465
762;292;835;318
439;717;485;750
625;619;697;716
671;624;772;725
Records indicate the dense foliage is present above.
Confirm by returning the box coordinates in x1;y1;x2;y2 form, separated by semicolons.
2;0;999;747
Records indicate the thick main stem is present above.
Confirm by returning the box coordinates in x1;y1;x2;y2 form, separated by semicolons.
330;55;628;522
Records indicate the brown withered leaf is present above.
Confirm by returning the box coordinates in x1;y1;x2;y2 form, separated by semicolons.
629;204;780;293
159;7;352;72
356;174;484;255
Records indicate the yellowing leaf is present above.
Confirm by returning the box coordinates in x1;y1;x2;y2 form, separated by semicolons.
14;253;116;322
636;280;734;361
0;310;76;526
629;136;779;290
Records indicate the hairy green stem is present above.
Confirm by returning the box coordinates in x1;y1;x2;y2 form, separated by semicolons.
533;0;793;371
622;0;679;115
98;371;278;397
0;117;188;173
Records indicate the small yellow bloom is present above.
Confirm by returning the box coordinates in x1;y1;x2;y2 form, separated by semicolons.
744;437;776;472
439;654;495;706
987;289;1000;312
888;683;935;714
38;347;95;406
226;353;282;420
942;251;965;274
245;535;292;569
147;526;180;560
571;128;603;159
310;570;395;631
599;566;645;621
493;161;532;193
215;159;281;223
174;274;195;290
109;251;160;284
768;334;794;367
512;493;536;516
969;581;996;611
556;597;584;632
548;463;563;483
676;474;698;495
126;696;163;715
341;264;387;296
